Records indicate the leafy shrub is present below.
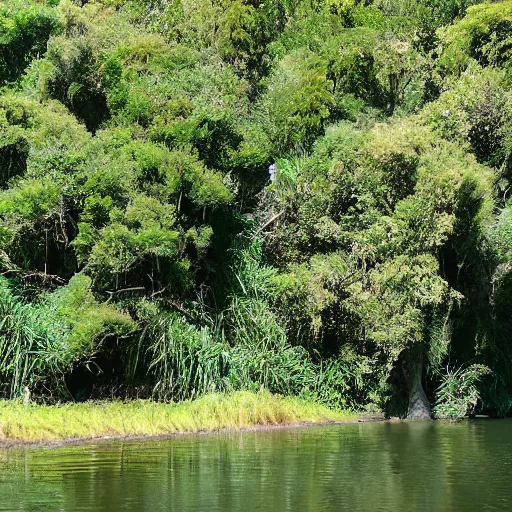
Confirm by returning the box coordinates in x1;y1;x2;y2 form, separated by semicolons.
0;0;62;84
439;1;512;73
423;65;512;168
258;50;334;153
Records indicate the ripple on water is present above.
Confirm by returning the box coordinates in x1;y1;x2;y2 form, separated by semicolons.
0;420;511;511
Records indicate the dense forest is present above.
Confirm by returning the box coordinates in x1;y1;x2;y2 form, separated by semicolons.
1;0;512;419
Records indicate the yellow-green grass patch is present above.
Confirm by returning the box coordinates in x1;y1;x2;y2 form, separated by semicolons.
0;391;357;445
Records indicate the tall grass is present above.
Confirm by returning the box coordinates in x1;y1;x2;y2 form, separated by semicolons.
221;236;316;396
130;235;321;402
433;364;491;419
140;313;230;401
134;303;318;402
0;279;70;399
225;296;317;396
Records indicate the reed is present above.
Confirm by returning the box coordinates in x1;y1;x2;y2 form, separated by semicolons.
0;279;70;399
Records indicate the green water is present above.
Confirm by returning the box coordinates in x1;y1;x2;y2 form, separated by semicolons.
0;420;511;511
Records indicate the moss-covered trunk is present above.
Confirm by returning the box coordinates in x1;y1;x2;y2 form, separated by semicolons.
406;347;431;420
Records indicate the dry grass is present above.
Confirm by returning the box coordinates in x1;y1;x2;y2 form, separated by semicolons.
0;391;357;444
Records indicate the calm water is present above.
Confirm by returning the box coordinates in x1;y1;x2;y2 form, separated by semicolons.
0;420;511;511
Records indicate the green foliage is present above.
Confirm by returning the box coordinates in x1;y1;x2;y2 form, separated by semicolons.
0;132;28;189
438;1;512;73
0;275;133;399
258;50;334;152
0;0;510;417
258;111;493;413
433;364;491;419
50;274;136;356
139;312;229;401
0;0;62;84
493;205;512;262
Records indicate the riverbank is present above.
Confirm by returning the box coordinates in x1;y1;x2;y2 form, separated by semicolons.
0;391;357;446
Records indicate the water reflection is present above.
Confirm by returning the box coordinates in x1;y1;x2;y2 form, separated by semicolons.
0;420;510;511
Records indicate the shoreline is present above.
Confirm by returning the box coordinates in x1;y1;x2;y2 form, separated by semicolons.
0;417;378;449
0;391;362;448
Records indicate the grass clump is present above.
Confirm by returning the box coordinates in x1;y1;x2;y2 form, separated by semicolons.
0;391;356;444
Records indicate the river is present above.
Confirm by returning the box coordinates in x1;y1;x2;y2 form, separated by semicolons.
0;419;510;511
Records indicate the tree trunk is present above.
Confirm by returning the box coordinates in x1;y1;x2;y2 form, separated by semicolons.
406;348;431;420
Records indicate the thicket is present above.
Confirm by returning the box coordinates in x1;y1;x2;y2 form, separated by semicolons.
1;0;512;419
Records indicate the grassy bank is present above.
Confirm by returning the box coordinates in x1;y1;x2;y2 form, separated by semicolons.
0;392;357;445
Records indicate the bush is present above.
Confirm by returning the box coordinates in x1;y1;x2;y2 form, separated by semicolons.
438;1;512;74
423;65;512;168
0;0;62;84
258;50;334;153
